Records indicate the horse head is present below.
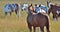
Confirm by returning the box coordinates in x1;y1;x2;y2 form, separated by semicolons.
28;4;36;14
21;4;28;11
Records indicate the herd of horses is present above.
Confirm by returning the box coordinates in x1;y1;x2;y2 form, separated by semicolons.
4;1;60;32
47;1;60;20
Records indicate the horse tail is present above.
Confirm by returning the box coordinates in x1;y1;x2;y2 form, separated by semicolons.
41;13;50;26
45;14;50;32
45;14;50;26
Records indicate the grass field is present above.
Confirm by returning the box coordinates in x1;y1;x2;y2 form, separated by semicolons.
0;0;60;32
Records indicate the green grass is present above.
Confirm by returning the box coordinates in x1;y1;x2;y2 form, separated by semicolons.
0;0;60;32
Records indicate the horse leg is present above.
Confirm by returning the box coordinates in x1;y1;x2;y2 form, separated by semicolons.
53;15;55;19
5;12;7;16
53;15;56;20
56;15;58;21
33;27;36;32
15;10;17;15
55;13;58;20
53;15;58;21
15;10;20;17
40;26;44;32
46;23;50;32
48;9;51;15
28;23;32;32
28;25;32;32
9;12;11;16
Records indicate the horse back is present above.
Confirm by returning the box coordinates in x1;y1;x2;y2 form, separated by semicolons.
35;13;49;27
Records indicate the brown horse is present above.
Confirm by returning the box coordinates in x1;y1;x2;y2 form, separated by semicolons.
27;4;50;32
48;4;58;20
47;1;60;20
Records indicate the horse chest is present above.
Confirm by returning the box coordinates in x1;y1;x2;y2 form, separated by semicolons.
27;15;34;24
27;15;38;26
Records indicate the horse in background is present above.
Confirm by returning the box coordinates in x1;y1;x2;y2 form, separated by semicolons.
20;3;29;11
25;4;50;32
11;3;20;17
39;4;48;13
4;3;20;17
47;1;60;20
21;3;48;14
34;4;48;14
4;4;12;16
57;6;60;17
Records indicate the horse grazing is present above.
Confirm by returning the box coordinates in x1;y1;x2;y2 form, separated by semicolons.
4;3;19;17
47;1;60;20
27;4;50;32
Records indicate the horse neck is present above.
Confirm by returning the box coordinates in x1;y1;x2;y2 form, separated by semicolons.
24;6;31;15
28;9;32;15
